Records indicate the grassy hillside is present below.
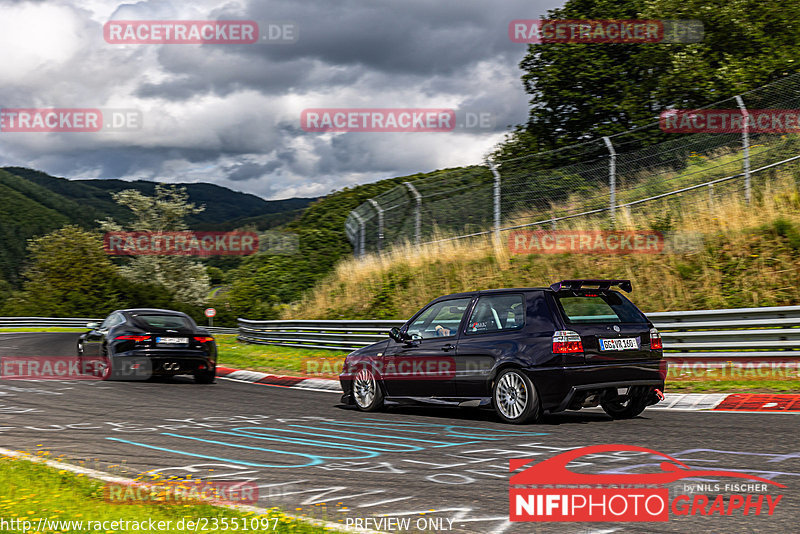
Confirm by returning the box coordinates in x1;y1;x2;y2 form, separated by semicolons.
287;172;800;319
212;168;466;322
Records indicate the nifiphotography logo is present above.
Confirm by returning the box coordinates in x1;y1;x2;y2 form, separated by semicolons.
509;444;785;522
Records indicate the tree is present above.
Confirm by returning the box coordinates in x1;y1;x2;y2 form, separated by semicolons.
1;226;123;316
505;0;671;160
0;278;13;311
99;185;210;306
503;0;800;163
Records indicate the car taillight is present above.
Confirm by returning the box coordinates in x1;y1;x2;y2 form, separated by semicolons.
553;330;583;354
194;336;215;343
650;328;663;350
115;335;151;342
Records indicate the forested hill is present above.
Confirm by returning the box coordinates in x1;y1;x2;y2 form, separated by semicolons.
0;167;315;283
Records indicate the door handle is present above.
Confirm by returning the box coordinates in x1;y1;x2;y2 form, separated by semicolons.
441;344;456;352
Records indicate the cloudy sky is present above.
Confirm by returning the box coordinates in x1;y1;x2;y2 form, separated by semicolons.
0;0;559;200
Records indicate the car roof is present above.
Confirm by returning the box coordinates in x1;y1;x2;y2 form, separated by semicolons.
430;288;550;301
118;308;189;316
431;286;623;301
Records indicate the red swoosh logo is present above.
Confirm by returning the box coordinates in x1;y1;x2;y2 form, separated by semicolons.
510;444;785;488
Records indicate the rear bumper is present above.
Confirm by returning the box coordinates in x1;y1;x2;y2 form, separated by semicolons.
527;360;666;413
112;349;215;377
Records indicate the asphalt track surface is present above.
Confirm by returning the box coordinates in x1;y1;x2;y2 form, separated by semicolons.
1;333;799;533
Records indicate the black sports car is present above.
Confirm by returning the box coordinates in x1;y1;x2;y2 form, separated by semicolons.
340;279;666;424
77;308;217;383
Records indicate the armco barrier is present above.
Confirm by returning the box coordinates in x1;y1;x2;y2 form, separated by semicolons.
238;305;800;358
237;319;404;351
0;317;236;335
4;306;800;359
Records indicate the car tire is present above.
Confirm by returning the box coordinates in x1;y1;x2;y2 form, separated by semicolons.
601;388;648;419
194;370;216;384
352;367;384;412
493;368;540;424
99;354;117;381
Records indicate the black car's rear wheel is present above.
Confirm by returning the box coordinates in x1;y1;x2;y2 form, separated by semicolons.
98;354;116;381
493;369;540;424
194;370;216;384
353;367;383;411
601;388;648;419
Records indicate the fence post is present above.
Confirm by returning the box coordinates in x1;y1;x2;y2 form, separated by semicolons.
351;211;366;256
367;199;384;252
603;136;617;224
404;182;422;245
734;95;751;203
488;161;501;243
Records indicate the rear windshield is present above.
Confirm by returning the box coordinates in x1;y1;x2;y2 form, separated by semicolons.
132;314;193;329
555;292;647;324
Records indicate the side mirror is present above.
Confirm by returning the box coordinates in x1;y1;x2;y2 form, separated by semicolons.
388;327;407;343
86;322;99;329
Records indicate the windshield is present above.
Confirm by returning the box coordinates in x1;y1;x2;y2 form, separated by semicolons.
131;314;194;330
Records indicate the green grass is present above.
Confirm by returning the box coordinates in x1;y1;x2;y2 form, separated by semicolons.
0;455;334;533
666;379;800;393
215;335;348;378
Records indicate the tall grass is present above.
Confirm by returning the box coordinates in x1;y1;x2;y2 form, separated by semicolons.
287;171;800;319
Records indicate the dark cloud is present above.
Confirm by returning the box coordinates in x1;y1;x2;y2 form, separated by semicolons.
0;0;556;199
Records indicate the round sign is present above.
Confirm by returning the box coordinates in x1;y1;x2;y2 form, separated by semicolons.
204;308;217;318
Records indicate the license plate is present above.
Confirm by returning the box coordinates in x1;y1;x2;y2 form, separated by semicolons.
599;338;639;351
156;337;188;344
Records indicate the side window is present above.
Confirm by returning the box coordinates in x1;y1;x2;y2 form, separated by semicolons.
99;313;116;330
406;298;472;339
466;294;525;335
108;313;126;328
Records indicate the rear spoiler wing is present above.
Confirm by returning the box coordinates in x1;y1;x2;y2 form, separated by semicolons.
549;279;632;293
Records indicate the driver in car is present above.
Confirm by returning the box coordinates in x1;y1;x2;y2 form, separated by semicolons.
434;324;452;336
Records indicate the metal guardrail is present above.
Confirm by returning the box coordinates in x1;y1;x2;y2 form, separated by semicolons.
0;317;237;335
0;317;102;328
238;306;800;358
237;319;403;351
4;306;800;359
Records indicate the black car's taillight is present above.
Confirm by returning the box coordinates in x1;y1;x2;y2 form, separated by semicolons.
194;336;214;343
115;335;151;342
650;328;663;350
552;330;583;354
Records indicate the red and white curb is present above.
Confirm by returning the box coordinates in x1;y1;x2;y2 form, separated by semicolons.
215;368;800;413
215;367;342;392
650;393;800;413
